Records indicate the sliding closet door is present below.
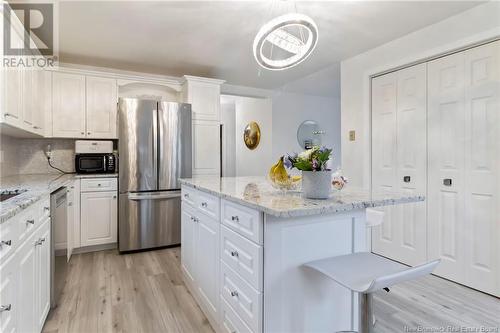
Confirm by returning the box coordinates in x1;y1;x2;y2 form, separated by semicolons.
427;52;466;283
371;63;427;266
372;72;399;259
463;41;499;296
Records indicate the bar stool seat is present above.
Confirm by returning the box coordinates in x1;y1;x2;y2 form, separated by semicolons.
304;252;440;332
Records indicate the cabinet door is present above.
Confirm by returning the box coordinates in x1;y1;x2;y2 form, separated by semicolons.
86;76;117;138
181;206;196;284
186;81;220;121
195;213;219;321
52;72;86;138
80;191;117;247
66;186;74;261
36;220;51;331
22;69;34;128
192;120;220;176
3;69;23;127
0;254;18;333
18;233;37;333
32;70;51;136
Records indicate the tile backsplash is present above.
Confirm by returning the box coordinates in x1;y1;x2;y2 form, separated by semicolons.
0;134;75;177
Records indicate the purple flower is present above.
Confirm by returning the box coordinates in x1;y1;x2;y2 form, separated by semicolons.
312;159;318;170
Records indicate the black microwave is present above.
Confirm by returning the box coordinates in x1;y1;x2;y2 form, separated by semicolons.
75;154;116;174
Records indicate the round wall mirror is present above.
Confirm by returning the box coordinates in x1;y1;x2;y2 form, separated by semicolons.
297;120;324;149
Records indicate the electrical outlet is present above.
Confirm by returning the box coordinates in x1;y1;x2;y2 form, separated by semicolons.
349;130;356;141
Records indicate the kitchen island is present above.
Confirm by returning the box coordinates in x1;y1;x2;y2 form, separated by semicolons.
179;176;424;333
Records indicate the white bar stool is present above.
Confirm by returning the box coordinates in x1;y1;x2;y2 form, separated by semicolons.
304;209;440;333
305;253;439;333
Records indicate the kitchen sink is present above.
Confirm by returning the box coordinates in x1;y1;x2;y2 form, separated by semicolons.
0;189;27;202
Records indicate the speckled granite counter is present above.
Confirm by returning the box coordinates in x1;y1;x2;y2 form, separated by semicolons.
180;176;424;218
0;173;118;223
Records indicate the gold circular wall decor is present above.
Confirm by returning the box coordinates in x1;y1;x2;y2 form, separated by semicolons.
243;121;261;150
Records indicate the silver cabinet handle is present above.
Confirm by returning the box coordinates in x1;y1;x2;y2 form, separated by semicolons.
201;202;208;207
184;193;189;198
443;178;452;186
0;304;11;312
230;290;238;297
44;206;50;211
68;202;73;207
230;250;239;257
33;126;41;129
231;215;239;222
1;240;12;246
40;237;46;243
194;217;199;223
88;132;91;135
34;239;42;246
81;132;84;135
97;183;102;187
27;219;35;225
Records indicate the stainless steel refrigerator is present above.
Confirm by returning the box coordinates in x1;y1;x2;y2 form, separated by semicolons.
118;98;192;252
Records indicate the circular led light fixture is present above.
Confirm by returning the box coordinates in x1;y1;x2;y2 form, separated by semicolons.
253;13;318;71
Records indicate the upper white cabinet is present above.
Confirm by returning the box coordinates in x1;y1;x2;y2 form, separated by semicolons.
86;76;117;138
52;73;118;139
52;72;86;138
2;68;23;128
182;76;224;121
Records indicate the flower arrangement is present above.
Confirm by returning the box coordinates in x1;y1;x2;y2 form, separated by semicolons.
285;146;332;171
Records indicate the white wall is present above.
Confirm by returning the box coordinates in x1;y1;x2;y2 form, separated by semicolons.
221;84;342;174
221;95;273;177
340;2;500;189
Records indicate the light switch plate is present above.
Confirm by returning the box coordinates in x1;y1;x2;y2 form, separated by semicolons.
349;130;356;141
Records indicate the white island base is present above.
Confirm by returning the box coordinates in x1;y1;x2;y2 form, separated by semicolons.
179;177;423;333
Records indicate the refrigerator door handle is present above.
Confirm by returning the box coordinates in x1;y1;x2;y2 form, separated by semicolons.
128;191;181;201
152;107;158;188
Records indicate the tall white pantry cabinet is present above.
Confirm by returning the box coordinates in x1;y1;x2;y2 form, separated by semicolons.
371;40;499;296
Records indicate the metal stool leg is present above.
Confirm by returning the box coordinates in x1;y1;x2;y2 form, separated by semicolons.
358;293;374;333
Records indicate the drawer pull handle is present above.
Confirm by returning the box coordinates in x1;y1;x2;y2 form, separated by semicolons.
27;219;35;225
0;304;11;312
230;290;238;297
443;178;452;186
403;176;410;183
1;240;12;246
44;206;50;211
97;184;102;187
230;250;239;257
40;238;46;243
201;202;208;207
231;215;239;222
184;193;189;198
35;239;43;246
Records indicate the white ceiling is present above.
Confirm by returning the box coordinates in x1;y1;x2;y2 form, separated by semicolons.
58;1;482;95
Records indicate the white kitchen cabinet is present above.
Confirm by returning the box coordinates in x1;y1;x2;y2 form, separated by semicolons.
22;69;35;128
36;220;51;332
52;72;86;138
2;68;23;128
80;191;117;247
0;253;18;333
192;120;221;176
86;76;118;138
32;70;51;136
181;189;221;329
371;63;427;266
182;76;223;121
195;213;220;321
17;229;38;333
181;205;196;284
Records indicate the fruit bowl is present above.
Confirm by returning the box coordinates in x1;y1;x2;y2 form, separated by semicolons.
267;174;301;192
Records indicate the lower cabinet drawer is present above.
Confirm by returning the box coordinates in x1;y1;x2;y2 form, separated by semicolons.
220;297;254;333
221;226;263;291
221;199;262;245
0;217;20;262
80;177;117;192
221;261;262;333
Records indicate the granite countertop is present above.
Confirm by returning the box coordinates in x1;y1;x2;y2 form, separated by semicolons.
180;176;425;218
0;173;118;223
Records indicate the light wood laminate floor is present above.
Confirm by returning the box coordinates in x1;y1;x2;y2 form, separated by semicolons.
43;248;500;333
